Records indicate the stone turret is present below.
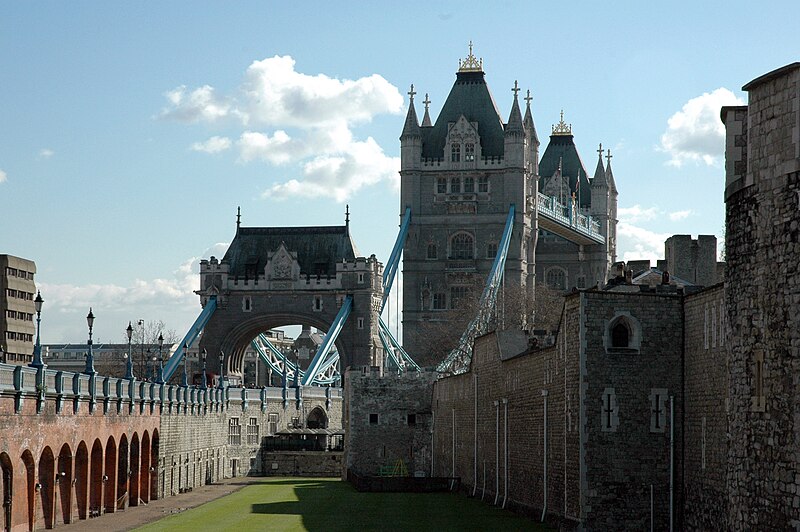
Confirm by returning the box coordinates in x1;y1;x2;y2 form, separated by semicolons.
400;84;421;171
504;81;525;167
591;143;610;243
523;89;540;177
605;149;618;263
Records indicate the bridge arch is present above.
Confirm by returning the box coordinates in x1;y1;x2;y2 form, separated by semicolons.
103;436;117;513
130;433;140;507
117;434;128;510
56;443;72;524
1;452;12;532
140;431;151;503
75;441;89;520
38;446;55;529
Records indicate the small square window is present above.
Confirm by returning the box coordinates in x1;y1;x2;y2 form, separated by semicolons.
407;414;416;426
358;272;365;284
369;413;379;425
357;317;364;329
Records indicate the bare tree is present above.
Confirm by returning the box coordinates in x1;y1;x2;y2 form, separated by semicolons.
122;320;180;380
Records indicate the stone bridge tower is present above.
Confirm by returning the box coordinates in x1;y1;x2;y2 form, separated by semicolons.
196;212;384;383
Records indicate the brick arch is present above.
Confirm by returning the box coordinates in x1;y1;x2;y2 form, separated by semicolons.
215;313;346;380
1;452;12;532
38;446;55;529
103;436;116;514
56;443;72;525
89;439;103;516
19;450;35;531
75;441;89;520
140;431;151;503
129;433;140;507
117;434;128;511
150;430;159;500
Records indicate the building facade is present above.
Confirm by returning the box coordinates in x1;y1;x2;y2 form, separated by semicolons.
0;255;37;365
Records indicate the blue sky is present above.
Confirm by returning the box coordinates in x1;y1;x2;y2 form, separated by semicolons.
2;1;799;343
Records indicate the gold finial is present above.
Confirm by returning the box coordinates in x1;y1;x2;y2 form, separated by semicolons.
458;40;483;72
551;109;573;136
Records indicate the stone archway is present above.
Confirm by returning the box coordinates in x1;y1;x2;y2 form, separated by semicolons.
1;452;12;532
56;444;72;524
129;433;140;507
89;440;103;517
19;450;34;531
140;432;151;503
38;446;55;529
75;442;89;520
117;434;128;511
150;430;159;500
103;436;116;514
306;407;328;429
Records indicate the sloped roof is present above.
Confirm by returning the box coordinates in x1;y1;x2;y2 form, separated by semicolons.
222;226;359;277
421;70;506;159
538;133;592;208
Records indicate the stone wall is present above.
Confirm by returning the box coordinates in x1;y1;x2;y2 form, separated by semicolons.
344;368;436;478
682;284;729;529
724;63;800;530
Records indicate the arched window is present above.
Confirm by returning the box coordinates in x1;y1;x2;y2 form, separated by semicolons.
450;177;461;193
486;242;498;259
464;177;475;193
611;322;629;348
545;268;566;290
450;286;470;309
465;143;475;161
437;178;447;194
605;313;642;353
451;143;461;162
426;242;437;259
450;233;474;259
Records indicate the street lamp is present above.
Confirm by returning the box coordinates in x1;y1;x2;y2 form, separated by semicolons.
155;333;164;384
30;291;45;369
218;351;225;390
124;322;134;380
201;349;208;388
180;342;188;387
84;308;96;375
151;354;157;381
137;319;144;377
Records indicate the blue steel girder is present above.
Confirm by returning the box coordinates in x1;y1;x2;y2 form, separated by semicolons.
437;205;516;375
381;207;412;313
300;295;352;386
251;333;340;386
536;192;605;245
163;296;218;382
378;317;421;372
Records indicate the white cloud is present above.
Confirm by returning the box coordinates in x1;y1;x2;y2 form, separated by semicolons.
660;88;744;167
618;204;658;223
190;136;232;154
160;55;404;201
0;169;6;183
668;210;691;221
617;222;670;264
39;148;54;159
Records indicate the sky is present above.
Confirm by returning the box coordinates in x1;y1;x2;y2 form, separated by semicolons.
2;1;799;344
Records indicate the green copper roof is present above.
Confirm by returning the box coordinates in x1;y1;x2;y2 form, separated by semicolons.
538;133;592;208
421;71;506;159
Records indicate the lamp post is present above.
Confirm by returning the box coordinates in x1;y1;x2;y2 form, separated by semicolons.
155;334;164;384
124;322;134;380
180;342;188;387
151;354;157;381
137;319;144;377
218;351;225;390
293;348;300;387
84;308;96;375
30;291;45;369
201;349;208;388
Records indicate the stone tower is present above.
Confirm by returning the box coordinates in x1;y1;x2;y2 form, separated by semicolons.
400;45;537;366
722;62;800;530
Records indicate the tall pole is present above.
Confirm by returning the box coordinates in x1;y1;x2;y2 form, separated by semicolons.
155;334;164;384
124;322;134;380
84;308;96;375
181;342;188;387
30;291;45;369
201;349;208;388
218;351;225;390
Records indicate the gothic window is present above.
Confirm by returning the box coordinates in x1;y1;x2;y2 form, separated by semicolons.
313;296;323;312
478;176;489;193
437;178;447;194
450;286;470;309
427;242;437;260
545;267;566;290
465;143;475;162
451;177;461;193
450;233;474;259
459;178;472;195
268;413;279;435
432;293;446;310
605;313;642;353
486;242;498;259
451;143;461;162
242;296;252;312
611;322;629;348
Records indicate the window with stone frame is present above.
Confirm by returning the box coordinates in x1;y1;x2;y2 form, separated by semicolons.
486;242;498;259
432;292;446;310
464;176;475;193
426;242;437;260
450;177;461;193
451;143;461;162
604;313;642;353
465;142;475;162
545;267;566;290
247;417;259;445
450;286;470;309
437;178;447;194
228;418;241;445
450;232;474;259
478;176;489;193
268;413;279;435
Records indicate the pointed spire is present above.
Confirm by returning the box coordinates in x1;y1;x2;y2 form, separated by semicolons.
522;89;539;145
401;84;421;138
236;206;241;233
345;204;350;235
592;143;607;187
505;80;523;134
605;148;617;194
421;93;432;127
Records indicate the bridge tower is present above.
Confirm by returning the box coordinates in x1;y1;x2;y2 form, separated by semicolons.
196;212;385;383
400;45;537;366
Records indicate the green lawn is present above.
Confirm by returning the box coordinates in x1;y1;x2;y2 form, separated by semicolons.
136;477;548;531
